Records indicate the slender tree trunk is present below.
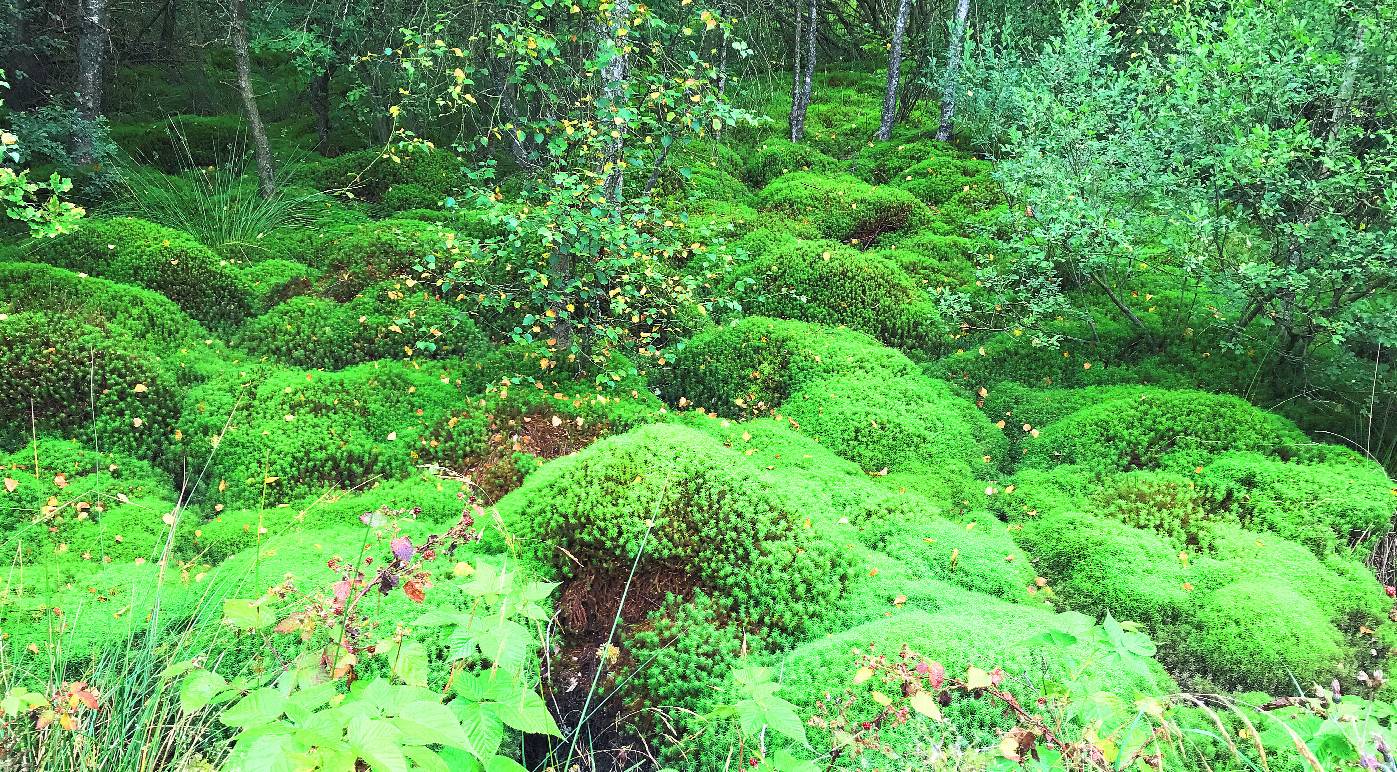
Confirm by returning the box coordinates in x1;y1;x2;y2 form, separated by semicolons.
598;0;631;203
788;0;802;139
791;0;817;142
935;0;970;143
308;66;337;155
229;0;276;199
72;0;107;164
876;0;911;142
159;0;178;56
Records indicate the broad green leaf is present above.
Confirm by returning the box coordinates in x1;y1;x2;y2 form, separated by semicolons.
403;746;451;772
389;641;431;688
494;690;561;737
761;696;810;748
288;682;340;714
221;688;288;727
455;702;505;762
223;597;274;631
244;732;297;772
475;620;531;673
180;670;228;714
486;756;528;772
394;701;469;749
348;715;407;772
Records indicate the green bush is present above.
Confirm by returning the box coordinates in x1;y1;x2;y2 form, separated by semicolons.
743;140;843;189
758;172;933;243
20;217;253;332
495;423;853;637
1023;390;1310;474
721;238;947;350
1198;452;1394;556
783;374;1007;476
0;312;182;461
169;360;472;508
233;280;490;371
662;317;921;418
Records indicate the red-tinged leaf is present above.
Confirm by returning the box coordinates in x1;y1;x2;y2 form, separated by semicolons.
403;576;431;603
926;662;945;690
391;536;414;562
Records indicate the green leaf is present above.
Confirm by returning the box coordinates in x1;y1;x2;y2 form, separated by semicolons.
475;620;531;673
762;696;810;749
486;755;528;772
180;670;228;714
348;715;407;772
403;746;451;772
455;702;505;762
221;688;288;727
389;641;431;688
223;597;274;631
244;732;297;772
394;701;469;749
494;690;561;737
288;682;340;714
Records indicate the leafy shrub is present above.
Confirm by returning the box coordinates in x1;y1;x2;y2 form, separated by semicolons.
495;423;853;636
744;140;843;189
0;312;181;461
1198;452;1394;556
722;238;947;350
758;172;933;243
662;317;921;418
233;280;490;371
1023;390;1310;474
783;374;1007;476
169;360;471;508
20;217;253;332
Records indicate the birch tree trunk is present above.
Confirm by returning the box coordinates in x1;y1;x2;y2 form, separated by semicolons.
791;0;818;142
876;0;911;142
788;0;803;140
229;0;276;199
72;0;107;164
599;0;631;204
935;0;970;143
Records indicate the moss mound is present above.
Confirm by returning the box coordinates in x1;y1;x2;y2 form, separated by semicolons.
758;172;933;243
496;424;853;636
20;217;254;331
722;238;947;350
662;317;921;418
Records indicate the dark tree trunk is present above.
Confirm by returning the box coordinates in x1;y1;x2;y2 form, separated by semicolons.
72;0;107;164
308;66;338;156
791;0;817;142
159;0;177;56
876;0;911;142
229;0;276;199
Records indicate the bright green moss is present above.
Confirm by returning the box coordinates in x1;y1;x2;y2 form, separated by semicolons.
234;280;490;371
1199;452;1394;556
849;138;953;185
722;239;947;350
1184;581;1346;693
225;258;321;313
299;146;463;204
1091;470;1235;551
783;374;1007;477
0;440;185;587
109;115;247;173
169;359;474;508
782;594;1172;758
891;151;995;207
495;424;853;637
19;217;254;331
744;140;843;189
758;172;933;243
1023;391;1310;474
873;234;979;291
0;261;215;349
662;317;921;418
0;312;181;460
